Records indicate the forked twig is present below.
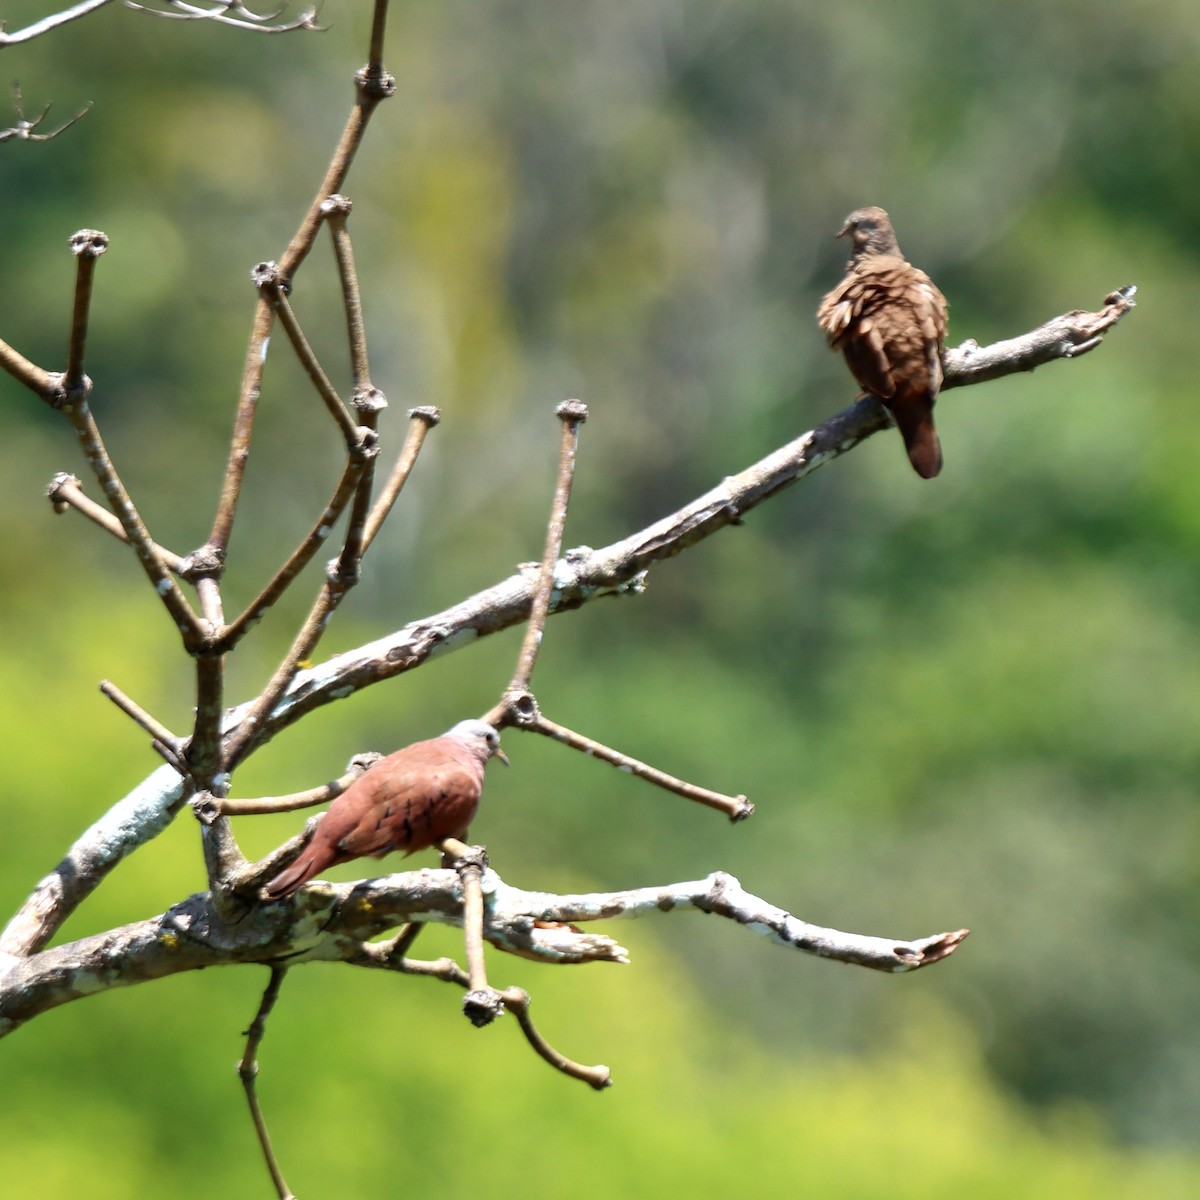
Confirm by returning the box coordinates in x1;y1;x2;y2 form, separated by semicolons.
0;84;92;141
351;935;611;1089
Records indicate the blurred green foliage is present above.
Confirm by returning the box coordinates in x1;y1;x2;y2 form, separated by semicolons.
3;0;1200;1194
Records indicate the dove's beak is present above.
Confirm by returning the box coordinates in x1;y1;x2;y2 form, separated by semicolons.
494;747;510;766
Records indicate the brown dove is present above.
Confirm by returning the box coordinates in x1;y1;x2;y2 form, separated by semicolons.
816;206;949;478
263;719;508;899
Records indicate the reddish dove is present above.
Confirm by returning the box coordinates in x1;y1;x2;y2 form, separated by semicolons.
816;206;949;478
263;719;508;899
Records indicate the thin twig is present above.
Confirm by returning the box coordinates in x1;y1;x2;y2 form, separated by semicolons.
365;0;389;74
490;692;753;822
258;265;363;448
351;936;609;1089
46;474;188;572
359;406;440;554
222;582;342;769
217;449;374;651
51;232;207;647
323;195;386;576
499;987;612;1091
323;195;371;393
0;334;57;396
440;839;504;1027
0;84;92;142
507;401;587;694
238;968;296;1200
99;680;182;754
218;754;378;816
375;920;423;961
63;229;106;393
188;655;226;784
59;388;205;646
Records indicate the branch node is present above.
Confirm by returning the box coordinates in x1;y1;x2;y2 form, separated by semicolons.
41;370;88;411
355;65;396;99
500;688;540;729
68;228;108;259
450;842;489;874
251;260;287;293
179;543;226;583
555;398;588;424
408;405;441;427
352;386;387;417
191;793;222;827
46;471;82;512
325;552;358;588
463;987;505;1028
319;193;354;219
352;424;381;458
729;796;755;823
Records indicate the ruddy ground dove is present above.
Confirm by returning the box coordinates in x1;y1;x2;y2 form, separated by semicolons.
816;206;949;478
263;719;508;899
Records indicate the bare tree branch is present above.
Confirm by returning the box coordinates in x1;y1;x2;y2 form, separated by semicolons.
0;0;117;46
0;0;320;45
0;867;964;1035
0;83;91;140
218;752;379;816
223;285;1137;754
0;288;1134;964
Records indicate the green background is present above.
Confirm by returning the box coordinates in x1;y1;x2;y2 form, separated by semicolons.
2;1;1199;1194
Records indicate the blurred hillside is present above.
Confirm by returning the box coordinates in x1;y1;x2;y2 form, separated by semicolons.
2;1;1199;1195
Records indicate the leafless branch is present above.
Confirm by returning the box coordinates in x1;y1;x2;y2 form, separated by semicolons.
0;866;964;1035
0;0;116;46
0;84;91;140
99;679;184;758
218;752;379;816
941;285;1136;389
226;285;1135;755
123;0;322;34
488;689;753;822
359;406;440;554
238;968;296;1200
46;473;188;571
440;840;505;1027
505;401;588;694
0;289;1134;964
350;937;611;1089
